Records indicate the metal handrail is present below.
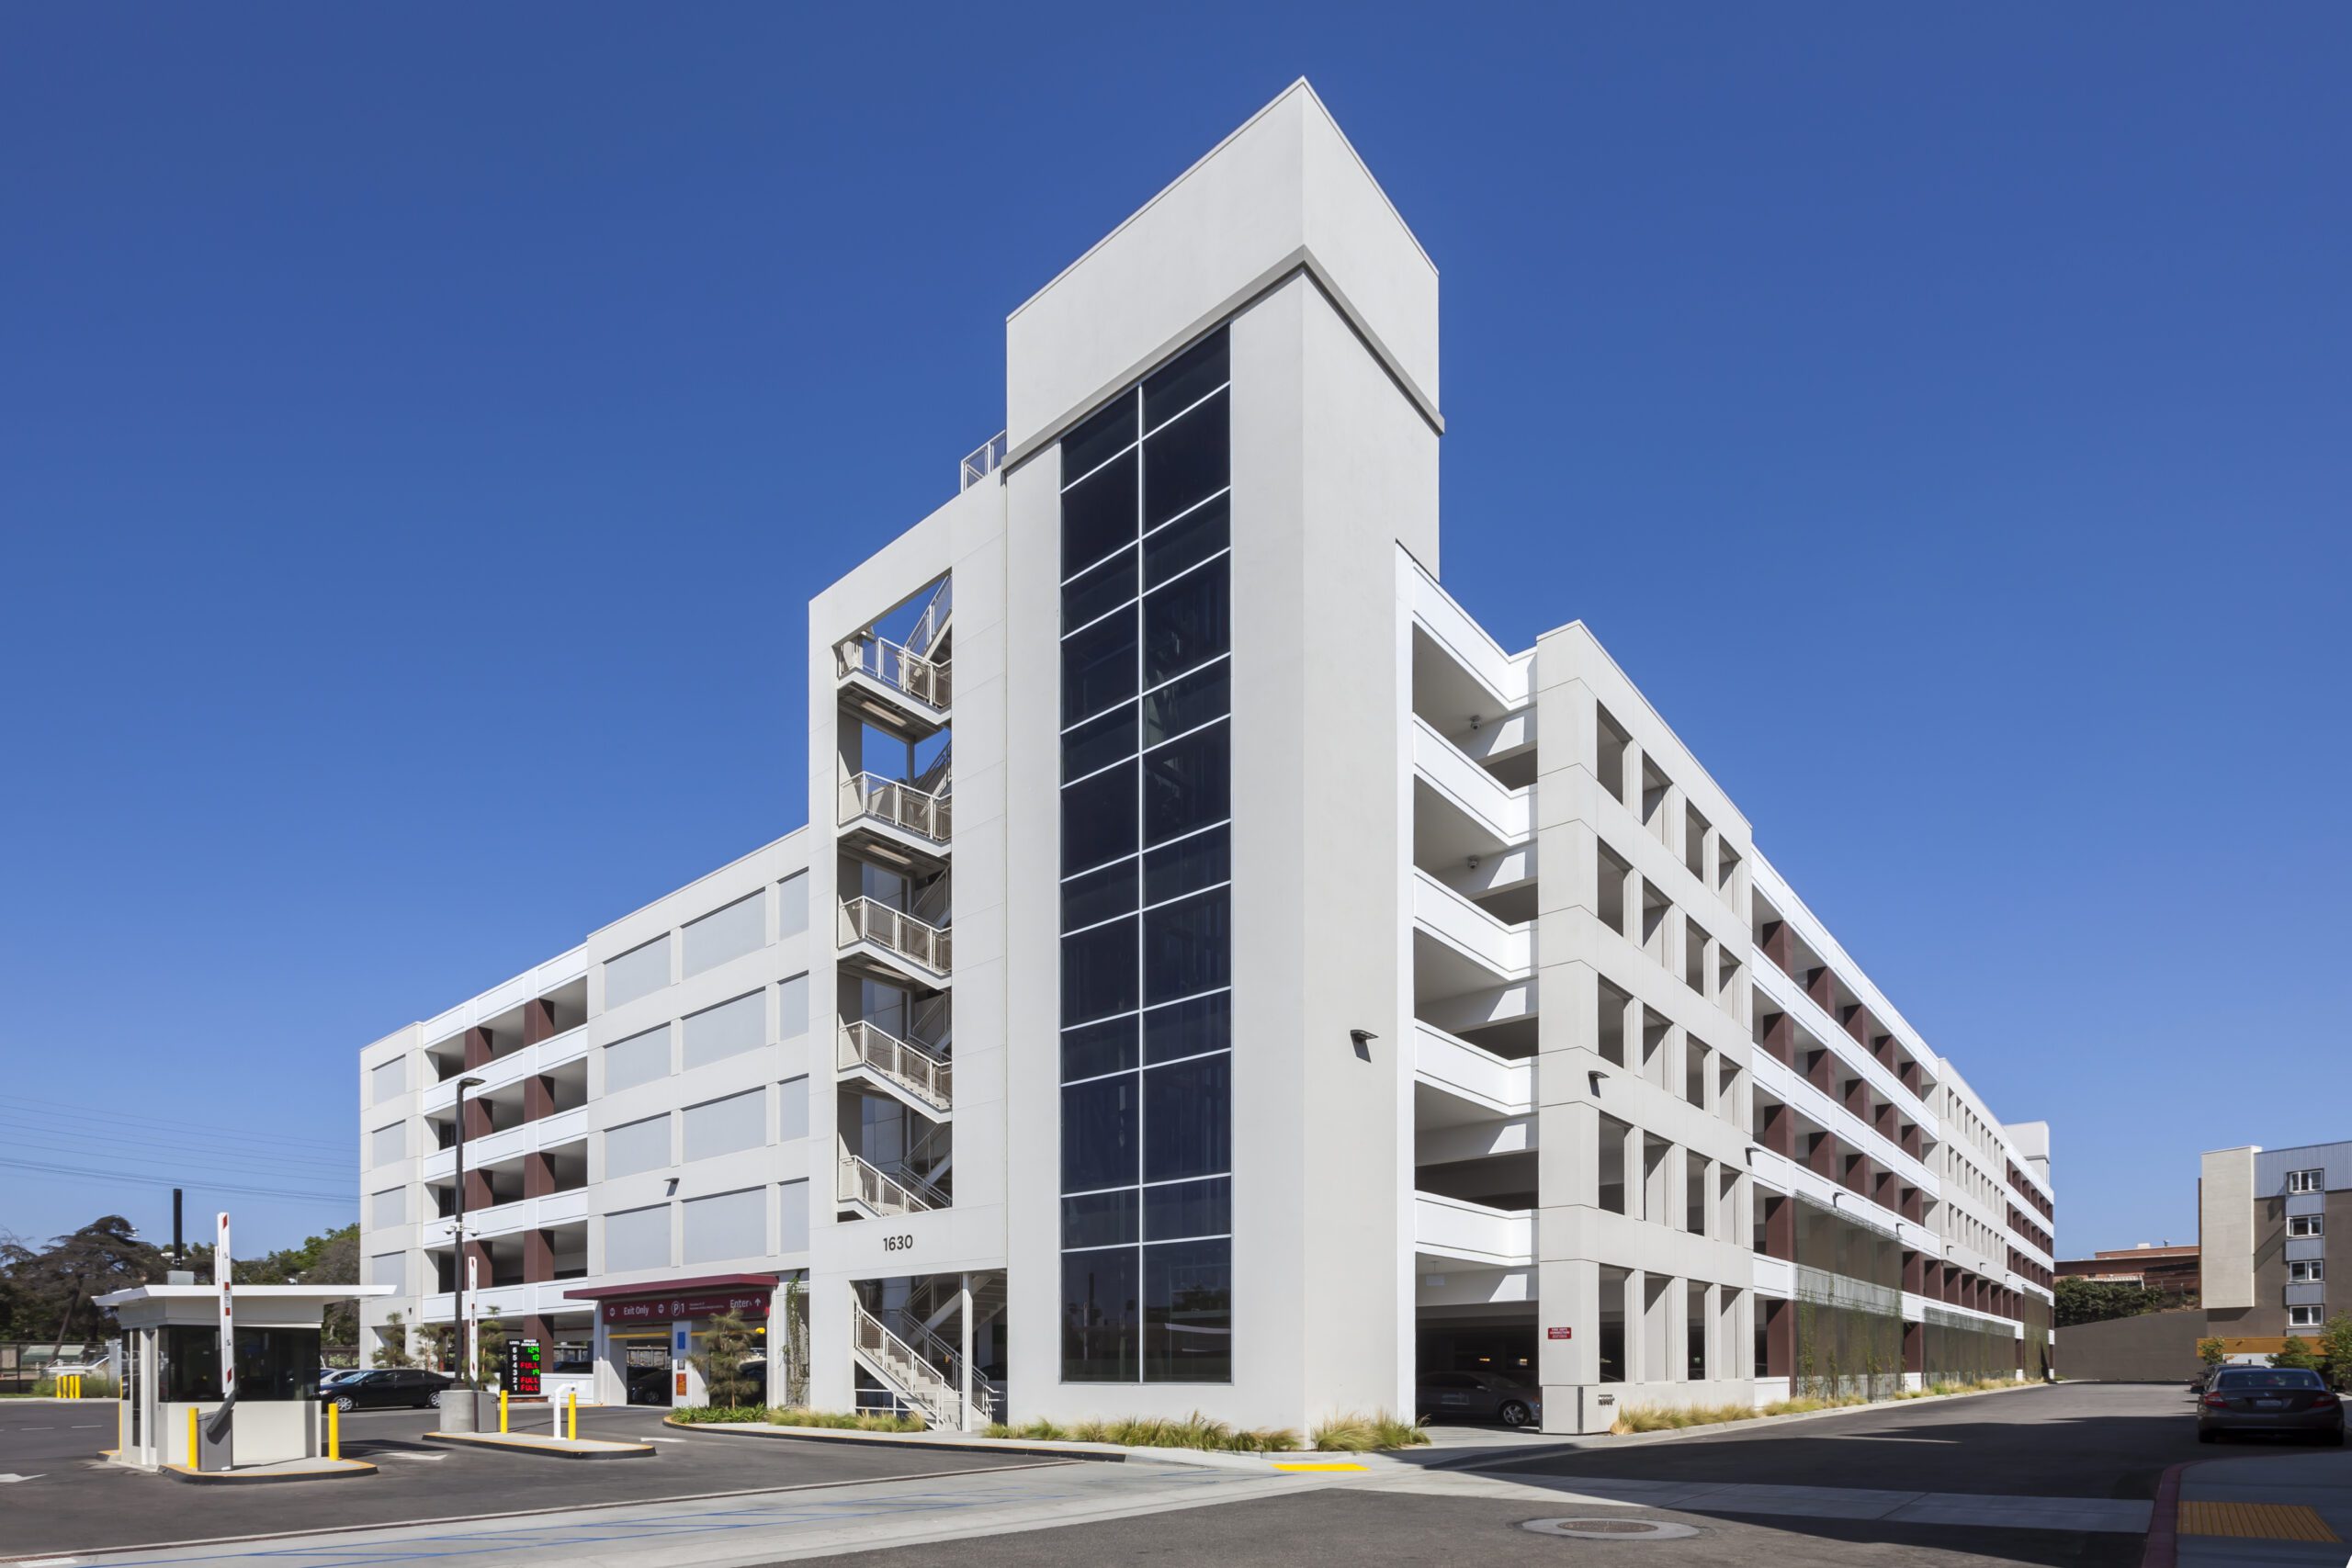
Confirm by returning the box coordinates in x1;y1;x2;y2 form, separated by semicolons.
836;633;951;713
838;897;952;976
850;1298;974;1429
837;1151;943;1217
960;432;1006;491
838;773;952;844
837;1021;953;1111
907;578;953;660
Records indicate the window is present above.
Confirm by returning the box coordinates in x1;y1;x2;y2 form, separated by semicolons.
777;872;809;939
683;992;765;1069
603;935;670;1010
236;1327;322;1402
683;892;764;976
2290;1304;2323;1328
604;1114;672;1179
605;1203;672;1272
2287;1168;2325;1194
370;1057;406;1105
1057;327;1232;1385
682;1089;765;1162
2290;1215;2325;1238
2290;1259;2325;1283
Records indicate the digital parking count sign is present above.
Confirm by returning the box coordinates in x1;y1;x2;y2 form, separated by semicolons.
506;1339;543;1398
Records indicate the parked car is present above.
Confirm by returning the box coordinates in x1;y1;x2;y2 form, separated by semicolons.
1417;1370;1541;1428
322;1368;453;1411
2197;1367;2344;1446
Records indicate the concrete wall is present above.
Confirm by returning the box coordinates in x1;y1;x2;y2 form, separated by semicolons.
2055;1307;2207;1383
2200;1146;2257;1311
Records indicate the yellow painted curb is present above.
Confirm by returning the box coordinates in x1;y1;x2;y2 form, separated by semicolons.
1273;1461;1367;1472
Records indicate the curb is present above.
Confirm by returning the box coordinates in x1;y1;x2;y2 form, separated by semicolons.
164;1460;379;1484
1459;1381;2056;1469
424;1431;654;1461
2141;1460;2190;1568
663;1416;1132;1464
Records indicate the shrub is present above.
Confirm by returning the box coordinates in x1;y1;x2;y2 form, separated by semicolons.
1311;1410;1429;1451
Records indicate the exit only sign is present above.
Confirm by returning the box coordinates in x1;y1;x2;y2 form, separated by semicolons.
1546;1326;1572;1340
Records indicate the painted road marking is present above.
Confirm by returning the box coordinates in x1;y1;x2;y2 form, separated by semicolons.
2178;1500;2341;1542
0;1472;47;1483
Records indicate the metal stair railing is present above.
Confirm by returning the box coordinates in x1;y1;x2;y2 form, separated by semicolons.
906;578;953;660
838;897;952;976
837;1150;944;1218
838;773;953;844
837;1021;953;1112
836;632;951;713
850;1298;971;1429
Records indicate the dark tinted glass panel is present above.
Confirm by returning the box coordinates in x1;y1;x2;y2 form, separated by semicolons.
1062;448;1138;578
1142;660;1229;747
1062;1247;1139;1382
1143;1238;1231;1382
1143;330;1229;432
1145;824;1228;905
162;1325;222;1402
1143;989;1230;1064
1062;1075;1139;1191
235;1327;322;1401
1061;916;1137;1026
1063;1190;1139;1250
1062;1014;1138;1081
1142;389;1228;528
1062;393;1137;490
1144;1176;1229;1241
1061;604;1137;725
1063;546;1137;633
1061;760;1136;874
1143;1052;1230;1181
1062;704;1137;784
1062;859;1138;933
1143;722;1229;847
1143;492;1228;589
1143;563;1228;684
1144;887;1229;1006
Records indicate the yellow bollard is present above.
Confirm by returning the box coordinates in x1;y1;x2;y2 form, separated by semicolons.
329;1400;340;1461
567;1388;577;1442
499;1387;508;1434
187;1405;199;1472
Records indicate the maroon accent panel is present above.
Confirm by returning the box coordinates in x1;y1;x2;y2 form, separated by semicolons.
525;1075;556;1122
1899;1057;1921;1093
1805;967;1836;1010
1900;1122;1923;1159
1843;1153;1869;1196
522;1313;552;1348
1874;1100;1897;1138
522;998;559;1045
1844;1076;1869;1118
1761;1011;1794;1066
1872;1167;1897;1209
1903;1319;1925;1374
464;1025;493;1069
524;1228;554;1283
463;1169;493;1211
462;1237;492;1286
1805;1049;1835;1093
1807;1133;1839;1179
1759;921;1795;976
1902;1249;1927;1294
2013;1335;2023;1370
1871;1033;1895;1067
463;1095;494;1141
1900;1186;1925;1224
1758;1100;1795;1157
524;1151;555;1199
1764;1194;1794;1260
1765;1298;1793;1378
1844;1005;1874;1045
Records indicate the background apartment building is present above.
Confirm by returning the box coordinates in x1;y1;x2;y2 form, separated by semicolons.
356;82;2056;1432
2203;1141;2348;1339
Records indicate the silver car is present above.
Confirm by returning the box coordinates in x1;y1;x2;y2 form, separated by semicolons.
1418;1370;1541;1428
2197;1367;2345;1445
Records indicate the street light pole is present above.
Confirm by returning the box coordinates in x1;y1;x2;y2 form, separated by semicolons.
453;1075;486;1426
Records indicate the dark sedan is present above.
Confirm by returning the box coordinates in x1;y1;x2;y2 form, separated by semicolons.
322;1368;453;1411
2198;1367;2344;1445
1417;1370;1541;1428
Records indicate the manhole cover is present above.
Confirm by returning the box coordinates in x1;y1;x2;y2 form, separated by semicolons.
1522;1517;1702;1540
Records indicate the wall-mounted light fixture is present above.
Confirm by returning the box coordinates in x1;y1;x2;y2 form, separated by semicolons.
1350;1029;1377;1061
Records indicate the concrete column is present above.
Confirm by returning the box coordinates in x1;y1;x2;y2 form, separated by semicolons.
464;1025;493;1069
1763;1192;1794;1260
958;1272;975;1432
1758;1099;1794;1157
525;1075;557;1122
1903;1320;1924;1375
1758;920;1794;976
524;1228;553;1283
1764;1296;1792;1378
521;998;558;1045
1805;967;1835;1012
1807;1132;1839;1180
1623;1268;1648;1391
1902;1249;1926;1294
464;1168;494;1210
524;1150;555;1199
1760;1009;1794;1066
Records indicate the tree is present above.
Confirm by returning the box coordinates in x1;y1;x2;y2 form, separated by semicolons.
375;1310;416;1370
779;1278;809;1407
2197;1337;2229;1370
690;1309;763;1409
2316;1314;2352;1391
2054;1277;2175;1329
420;1324;458;1374
473;1315;509;1388
2270;1337;2320;1371
0;1217;170;1347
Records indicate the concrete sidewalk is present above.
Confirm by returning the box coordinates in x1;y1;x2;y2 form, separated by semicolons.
2175;1449;2352;1566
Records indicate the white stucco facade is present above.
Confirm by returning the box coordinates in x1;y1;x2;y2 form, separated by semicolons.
356;82;2057;1434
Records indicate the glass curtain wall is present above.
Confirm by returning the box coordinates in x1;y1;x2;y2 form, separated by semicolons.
1057;328;1234;1384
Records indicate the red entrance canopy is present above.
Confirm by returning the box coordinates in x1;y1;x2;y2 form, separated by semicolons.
564;1273;781;1325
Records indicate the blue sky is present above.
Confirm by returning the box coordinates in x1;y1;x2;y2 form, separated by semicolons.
2;5;2344;1258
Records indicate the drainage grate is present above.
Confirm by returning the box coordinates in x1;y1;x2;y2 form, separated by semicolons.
1522;1517;1702;1541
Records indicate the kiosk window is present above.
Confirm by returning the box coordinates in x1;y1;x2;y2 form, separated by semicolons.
161;1325;221;1402
235;1328;322;1401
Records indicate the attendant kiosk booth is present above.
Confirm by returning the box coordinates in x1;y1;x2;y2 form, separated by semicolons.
96;1283;394;1472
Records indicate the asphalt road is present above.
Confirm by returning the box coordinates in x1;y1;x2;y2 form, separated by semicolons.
0;1402;1042;1560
